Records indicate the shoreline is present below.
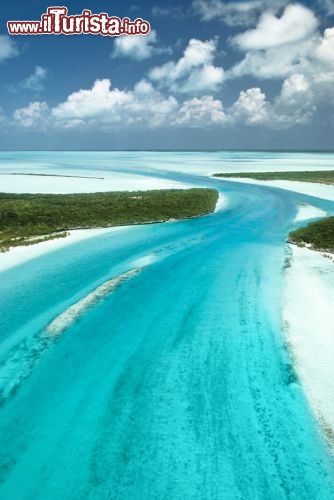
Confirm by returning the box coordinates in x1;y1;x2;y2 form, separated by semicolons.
0;192;226;273
0;172;190;194
214;177;334;202
0;227;129;273
284;243;334;448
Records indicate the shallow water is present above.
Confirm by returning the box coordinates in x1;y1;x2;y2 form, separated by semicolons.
1;152;334;499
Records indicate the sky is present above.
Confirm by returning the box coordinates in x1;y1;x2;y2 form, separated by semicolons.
0;0;333;150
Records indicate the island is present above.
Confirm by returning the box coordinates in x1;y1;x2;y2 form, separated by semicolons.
288;216;334;253
213;170;334;185
0;188;219;252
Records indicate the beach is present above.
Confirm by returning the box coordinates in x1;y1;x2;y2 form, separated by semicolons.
0;172;189;194
0;172;226;272
284;244;334;446
220;179;334;442
217;176;334;202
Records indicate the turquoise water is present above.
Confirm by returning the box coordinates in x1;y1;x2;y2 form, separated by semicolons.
1;152;334;499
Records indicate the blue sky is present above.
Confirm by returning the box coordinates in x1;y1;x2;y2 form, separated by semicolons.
0;0;333;150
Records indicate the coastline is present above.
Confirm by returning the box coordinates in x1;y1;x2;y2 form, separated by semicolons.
3;167;334;451
0;173;190;193
293;203;327;222
215;177;334;202
0;227;129;273
284;244;334;447
0;192;226;273
217;175;334;447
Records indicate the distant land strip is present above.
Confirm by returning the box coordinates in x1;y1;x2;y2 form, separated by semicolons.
0;172;105;180
213;171;334;185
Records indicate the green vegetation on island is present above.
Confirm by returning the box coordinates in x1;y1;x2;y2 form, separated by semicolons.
213;171;334;185
0;188;218;252
288;217;334;252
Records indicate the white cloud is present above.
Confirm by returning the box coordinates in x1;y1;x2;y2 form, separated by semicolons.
175;95;227;126
228;37;315;79
13;101;49;129
193;0;288;26
10;79;316;131
225;5;334;125
111;30;171;60
52;79;132;122
0;35;19;63
230;87;270;124
232;4;318;50
13;79;228;130
227;5;326;80
228;80;317;128
51;79;178;128
274;74;316;125
149;38;224;93
316;28;334;65
22;66;48;91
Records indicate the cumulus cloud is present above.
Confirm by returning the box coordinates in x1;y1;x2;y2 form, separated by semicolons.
316;28;334;65
232;4;318;50
149;38;224;93
192;0;288;26
111;30;171;60
21;66;48;91
229;38;315;79
12;79;228;130
0;35;19;63
12;78;276;130
227;5;324;80
224;2;334;126
175;95;227;126
230;87;270;124
51;79;178;128
273;73;316;125
13;102;49;129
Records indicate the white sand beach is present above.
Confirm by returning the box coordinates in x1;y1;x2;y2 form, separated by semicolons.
218;176;334;444
218;177;334;202
0;173;226;272
0;173;188;194
284;245;334;445
215;193;226;212
294;204;327;222
0;172;186;272
0;227;129;273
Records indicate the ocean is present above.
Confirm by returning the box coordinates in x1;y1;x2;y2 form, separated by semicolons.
0;151;334;499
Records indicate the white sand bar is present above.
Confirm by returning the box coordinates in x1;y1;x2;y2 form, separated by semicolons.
284;245;334;444
218;178;334;202
294;204;327;222
0;173;188;194
0;227;129;273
